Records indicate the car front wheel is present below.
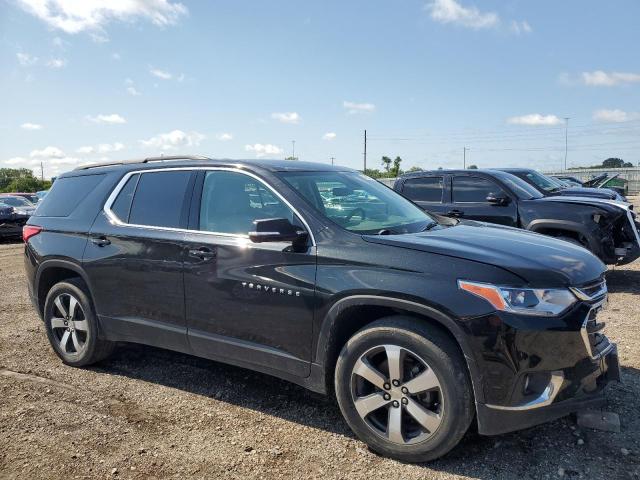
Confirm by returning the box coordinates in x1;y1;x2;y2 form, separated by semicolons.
335;316;474;462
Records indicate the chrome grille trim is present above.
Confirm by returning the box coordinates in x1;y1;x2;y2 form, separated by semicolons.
570;280;607;302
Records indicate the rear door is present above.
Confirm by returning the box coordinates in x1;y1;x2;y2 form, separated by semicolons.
83;169;196;352
398;175;448;215
450;174;518;226
182;169;317;377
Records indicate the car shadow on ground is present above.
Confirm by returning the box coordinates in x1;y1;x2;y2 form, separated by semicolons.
606;268;640;294
90;343;638;476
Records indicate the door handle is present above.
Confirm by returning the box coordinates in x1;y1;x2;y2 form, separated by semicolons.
188;247;217;260
447;209;464;217
90;236;111;247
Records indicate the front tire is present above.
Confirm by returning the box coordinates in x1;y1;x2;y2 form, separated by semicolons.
44;278;114;367
335;316;474;462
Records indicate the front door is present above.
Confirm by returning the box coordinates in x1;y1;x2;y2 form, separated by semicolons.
183;169;316;377
448;174;518;226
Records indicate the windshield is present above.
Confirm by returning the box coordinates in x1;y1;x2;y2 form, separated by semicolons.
491;171;543;200
0;196;33;207
279;171;435;234
522;171;564;193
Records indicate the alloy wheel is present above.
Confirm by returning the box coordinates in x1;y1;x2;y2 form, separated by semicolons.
50;293;89;355
350;345;444;445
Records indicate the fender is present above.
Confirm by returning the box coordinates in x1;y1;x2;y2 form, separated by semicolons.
314;294;485;404
525;219;598;251
35;258;94;308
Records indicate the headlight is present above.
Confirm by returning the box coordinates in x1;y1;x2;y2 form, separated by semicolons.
458;280;577;316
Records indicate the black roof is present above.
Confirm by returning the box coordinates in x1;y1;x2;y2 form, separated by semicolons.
399;168;512;178
67;155;352;177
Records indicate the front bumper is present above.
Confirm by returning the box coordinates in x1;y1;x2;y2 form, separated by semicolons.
477;343;620;435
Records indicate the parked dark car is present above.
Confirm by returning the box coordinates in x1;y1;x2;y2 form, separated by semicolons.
1;192;40;204
394;169;640;265
0;201;29;238
553;175;584;187
497;168;626;201
25;156;620;462
0;195;37;216
563;173;629;198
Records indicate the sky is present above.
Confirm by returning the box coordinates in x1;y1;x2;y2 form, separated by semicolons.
1;0;640;179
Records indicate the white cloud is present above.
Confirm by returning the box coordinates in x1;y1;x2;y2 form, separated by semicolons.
52;36;67;48
31;146;66;158
322;132;337;141
21;122;43;130
127;86;141;96
141;130;205;150
216;132;233;141
343;101;375;114
150;67;172;80
98;142;125;153
592;109;640;123
245;144;283;158
426;0;499;30
271;112;300;124
507;114;562;126
15;0;188;35
76;146;94;154
582;70;640;87
46;58;67;68
16;52;37;66
3;157;29;166
87;113;127;124
510;20;532;35
112;52;121;60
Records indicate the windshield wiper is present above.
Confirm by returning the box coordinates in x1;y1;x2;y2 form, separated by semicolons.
420;221;439;232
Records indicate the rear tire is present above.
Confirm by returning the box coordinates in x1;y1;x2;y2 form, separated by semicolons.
334;316;474;462
44;278;114;367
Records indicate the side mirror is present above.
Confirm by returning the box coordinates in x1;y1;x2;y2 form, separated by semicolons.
486;194;510;206
249;218;309;244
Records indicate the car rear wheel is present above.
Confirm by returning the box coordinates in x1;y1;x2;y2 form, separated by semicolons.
335;316;474;462
44;278;114;366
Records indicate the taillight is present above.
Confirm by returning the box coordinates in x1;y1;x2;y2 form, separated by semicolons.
22;225;42;243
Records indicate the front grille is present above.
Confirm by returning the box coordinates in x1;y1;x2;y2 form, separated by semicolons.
572;280;607;301
583;305;610;358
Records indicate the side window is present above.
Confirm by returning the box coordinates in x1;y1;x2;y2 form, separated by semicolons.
401;177;443;203
128;171;192;228
35;174;105;217
453;176;505;203
199;171;296;235
110;174;139;222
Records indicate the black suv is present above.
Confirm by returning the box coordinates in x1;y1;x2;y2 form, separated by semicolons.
25;157;620;462
394;169;640;265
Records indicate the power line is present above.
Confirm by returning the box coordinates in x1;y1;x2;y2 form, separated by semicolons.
564;117;570;171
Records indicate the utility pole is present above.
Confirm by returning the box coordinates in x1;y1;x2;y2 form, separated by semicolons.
292;140;296;160
463;147;469;169
564;117;570;171
40;161;44;181
330;156;335;166
363;129;367;172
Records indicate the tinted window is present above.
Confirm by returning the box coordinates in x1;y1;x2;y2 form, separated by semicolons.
401;177;443;202
199;171;296;235
490;171;542;200
128;171;192;228
110;174;139;222
453;176;505;203
35;174;105;217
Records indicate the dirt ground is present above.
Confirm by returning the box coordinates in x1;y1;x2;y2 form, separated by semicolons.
1;202;639;480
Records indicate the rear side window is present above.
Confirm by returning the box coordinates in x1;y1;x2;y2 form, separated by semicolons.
453;176;505;203
402;177;443;202
127;171;192;228
110;174;139;222
36;174;106;217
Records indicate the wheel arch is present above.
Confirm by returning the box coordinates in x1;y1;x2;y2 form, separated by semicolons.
35;259;92;317
314;295;484;404
526;219;595;248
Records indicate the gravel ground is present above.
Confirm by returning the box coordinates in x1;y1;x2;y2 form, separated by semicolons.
1;201;639;480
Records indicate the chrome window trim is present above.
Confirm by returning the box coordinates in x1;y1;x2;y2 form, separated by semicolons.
102;166;317;246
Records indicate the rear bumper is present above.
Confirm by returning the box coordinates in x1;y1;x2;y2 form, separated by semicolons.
476;343;620;435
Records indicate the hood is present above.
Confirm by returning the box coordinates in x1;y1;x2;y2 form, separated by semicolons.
535;195;632;211
555;187;619;200
583;173;609;187
363;221;606;287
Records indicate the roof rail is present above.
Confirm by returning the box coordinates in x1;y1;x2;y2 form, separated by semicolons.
74;155;211;170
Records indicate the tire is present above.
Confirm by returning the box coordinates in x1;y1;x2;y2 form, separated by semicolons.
43;278;114;367
334;316;474;462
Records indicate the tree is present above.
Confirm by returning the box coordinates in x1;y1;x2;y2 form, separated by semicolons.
407;166;423;173
467;164;478;169
0;168;50;193
390;156;403;177
602;158;625;168
284;156;298;161
381;156;392;173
